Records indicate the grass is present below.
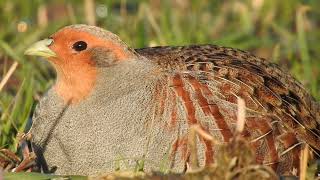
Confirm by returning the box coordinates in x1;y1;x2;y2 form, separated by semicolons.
0;0;319;178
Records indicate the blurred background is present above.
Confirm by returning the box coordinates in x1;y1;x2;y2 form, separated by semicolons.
0;0;319;150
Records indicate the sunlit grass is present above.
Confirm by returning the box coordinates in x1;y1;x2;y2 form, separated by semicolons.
0;0;319;167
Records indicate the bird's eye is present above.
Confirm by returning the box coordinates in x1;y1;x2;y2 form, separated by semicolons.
72;41;87;51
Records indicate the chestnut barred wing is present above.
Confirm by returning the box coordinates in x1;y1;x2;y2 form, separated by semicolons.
136;45;320;172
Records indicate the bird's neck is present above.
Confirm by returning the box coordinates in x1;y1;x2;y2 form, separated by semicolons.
53;63;97;104
52;58;158;105
91;59;160;99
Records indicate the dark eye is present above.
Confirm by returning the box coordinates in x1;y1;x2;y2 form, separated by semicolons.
72;41;87;51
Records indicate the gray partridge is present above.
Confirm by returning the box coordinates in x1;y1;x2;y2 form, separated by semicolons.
25;24;320;176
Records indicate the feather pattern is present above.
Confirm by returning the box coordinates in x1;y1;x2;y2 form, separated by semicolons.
136;45;320;174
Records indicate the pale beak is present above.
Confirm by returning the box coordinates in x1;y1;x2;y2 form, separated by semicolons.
24;38;56;58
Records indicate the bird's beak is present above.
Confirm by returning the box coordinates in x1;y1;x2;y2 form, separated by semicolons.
24;38;56;58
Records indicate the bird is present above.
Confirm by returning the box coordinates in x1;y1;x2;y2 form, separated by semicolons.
24;24;320;176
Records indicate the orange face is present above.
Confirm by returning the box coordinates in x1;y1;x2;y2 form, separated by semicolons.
48;28;129;67
25;27;131;104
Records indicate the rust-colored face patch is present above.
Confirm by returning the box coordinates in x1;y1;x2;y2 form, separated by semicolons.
46;28;131;104
49;28;130;62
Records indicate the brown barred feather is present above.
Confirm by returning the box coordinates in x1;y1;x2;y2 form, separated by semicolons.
136;44;320;175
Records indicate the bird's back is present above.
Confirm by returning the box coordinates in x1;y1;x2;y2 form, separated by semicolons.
135;45;320;174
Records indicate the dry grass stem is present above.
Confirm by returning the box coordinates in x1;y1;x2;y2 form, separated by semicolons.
37;4;48;27
188;124;221;171
188;125;199;170
120;0;127;18
299;144;309;180
236;97;246;133
143;5;166;45
191;124;220;145
13;152;36;173
0;61;18;92
84;0;96;26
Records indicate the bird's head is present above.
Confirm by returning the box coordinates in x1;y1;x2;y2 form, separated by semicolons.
25;24;136;104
